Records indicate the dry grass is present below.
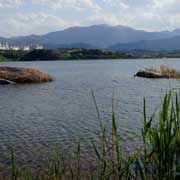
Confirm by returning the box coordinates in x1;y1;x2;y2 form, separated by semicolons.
145;65;180;78
0;67;54;83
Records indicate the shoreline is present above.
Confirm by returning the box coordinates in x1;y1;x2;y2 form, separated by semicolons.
1;57;180;62
1;49;180;62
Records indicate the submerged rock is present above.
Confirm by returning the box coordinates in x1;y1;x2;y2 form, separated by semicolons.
0;67;54;84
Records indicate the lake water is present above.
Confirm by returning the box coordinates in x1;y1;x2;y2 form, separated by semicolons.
0;59;179;175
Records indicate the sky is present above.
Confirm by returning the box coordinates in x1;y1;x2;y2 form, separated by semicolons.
0;0;180;37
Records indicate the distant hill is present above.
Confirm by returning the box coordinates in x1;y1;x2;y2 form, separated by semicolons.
1;24;180;49
109;35;180;51
44;43;96;49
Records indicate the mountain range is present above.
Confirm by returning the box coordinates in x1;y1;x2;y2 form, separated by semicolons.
1;24;180;51
109;36;180;52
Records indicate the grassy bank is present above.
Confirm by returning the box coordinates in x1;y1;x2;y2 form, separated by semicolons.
0;55;10;62
0;50;26;61
2;49;180;61
0;49;133;61
5;91;180;179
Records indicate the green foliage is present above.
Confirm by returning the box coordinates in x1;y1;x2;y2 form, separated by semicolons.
0;50;26;61
0;49;134;61
11;150;19;180
137;92;180;180
2;49;180;61
0;54;9;61
21;48;133;61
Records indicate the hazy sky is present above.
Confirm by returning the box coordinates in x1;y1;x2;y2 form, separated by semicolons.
1;0;180;37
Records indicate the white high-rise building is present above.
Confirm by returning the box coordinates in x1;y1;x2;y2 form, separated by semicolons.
0;42;9;50
0;43;44;51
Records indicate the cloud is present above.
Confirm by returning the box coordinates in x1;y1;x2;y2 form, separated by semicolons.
83;13;131;26
0;0;24;8
151;0;180;14
96;0;180;31
34;0;101;11
1;0;180;36
0;13;77;37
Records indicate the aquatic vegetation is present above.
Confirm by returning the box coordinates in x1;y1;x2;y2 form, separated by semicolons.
137;92;180;179
147;65;180;78
0;67;54;84
136;65;180;79
6;91;180;179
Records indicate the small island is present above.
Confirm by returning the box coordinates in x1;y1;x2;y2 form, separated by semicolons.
0;67;54;84
135;65;180;79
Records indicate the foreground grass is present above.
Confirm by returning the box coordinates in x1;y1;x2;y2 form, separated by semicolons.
7;91;180;179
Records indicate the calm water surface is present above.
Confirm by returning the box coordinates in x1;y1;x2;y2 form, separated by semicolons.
0;59;179;174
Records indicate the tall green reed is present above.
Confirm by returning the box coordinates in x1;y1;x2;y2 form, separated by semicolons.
137;91;180;180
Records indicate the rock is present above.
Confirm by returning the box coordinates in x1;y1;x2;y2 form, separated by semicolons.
135;70;168;79
0;67;54;84
0;78;15;84
135;65;180;79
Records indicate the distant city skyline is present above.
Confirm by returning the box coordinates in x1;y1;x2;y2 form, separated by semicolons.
0;0;180;37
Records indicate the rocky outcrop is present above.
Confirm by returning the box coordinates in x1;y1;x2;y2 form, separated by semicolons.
135;65;180;79
0;67;54;84
135;70;167;78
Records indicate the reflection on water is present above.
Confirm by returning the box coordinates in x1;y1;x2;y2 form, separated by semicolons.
0;59;179;174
